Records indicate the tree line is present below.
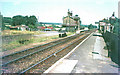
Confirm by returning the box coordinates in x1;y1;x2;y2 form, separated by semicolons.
88;24;97;29
2;15;38;30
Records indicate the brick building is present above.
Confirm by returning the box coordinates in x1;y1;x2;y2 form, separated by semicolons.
62;9;81;32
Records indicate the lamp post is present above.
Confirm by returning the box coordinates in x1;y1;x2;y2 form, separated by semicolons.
109;12;116;32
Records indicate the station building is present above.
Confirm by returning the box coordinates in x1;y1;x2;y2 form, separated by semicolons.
62;9;81;32
99;12;118;33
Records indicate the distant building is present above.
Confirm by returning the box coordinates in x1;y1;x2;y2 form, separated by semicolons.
38;22;62;31
99;20;111;33
99;12;117;33
9;25;28;31
37;26;45;30
37;26;53;31
62;9;81;32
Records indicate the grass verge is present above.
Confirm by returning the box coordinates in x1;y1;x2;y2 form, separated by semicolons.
2;30;45;36
2;32;75;52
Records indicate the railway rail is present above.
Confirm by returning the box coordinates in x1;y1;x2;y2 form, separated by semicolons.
20;33;91;74
2;30;94;74
2;32;81;66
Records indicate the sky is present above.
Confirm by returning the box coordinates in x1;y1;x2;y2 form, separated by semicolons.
0;0;119;25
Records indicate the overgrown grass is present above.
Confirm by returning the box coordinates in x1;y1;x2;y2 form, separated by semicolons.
2;35;59;51
67;32;75;36
2;32;75;52
2;39;32;51
31;35;59;43
2;30;45;36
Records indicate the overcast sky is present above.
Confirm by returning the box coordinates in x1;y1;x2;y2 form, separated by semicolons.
0;0;118;25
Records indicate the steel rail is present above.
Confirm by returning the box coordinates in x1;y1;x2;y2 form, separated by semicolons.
2;33;83;66
19;33;90;74
2;32;83;58
2;36;64;58
2;38;70;66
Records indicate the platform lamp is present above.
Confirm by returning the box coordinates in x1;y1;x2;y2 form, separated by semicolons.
109;12;116;32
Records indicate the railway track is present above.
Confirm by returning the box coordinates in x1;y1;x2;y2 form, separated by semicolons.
2;31;91;73
20;32;92;74
2;32;82;66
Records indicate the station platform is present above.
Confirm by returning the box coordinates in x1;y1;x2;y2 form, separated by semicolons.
44;31;119;74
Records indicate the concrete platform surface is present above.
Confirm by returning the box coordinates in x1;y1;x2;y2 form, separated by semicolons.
44;32;119;74
48;59;78;73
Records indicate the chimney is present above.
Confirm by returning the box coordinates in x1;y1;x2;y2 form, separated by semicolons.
67;9;71;16
70;11;72;16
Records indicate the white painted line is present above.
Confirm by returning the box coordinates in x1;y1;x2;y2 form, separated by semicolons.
44;32;94;73
63;33;94;59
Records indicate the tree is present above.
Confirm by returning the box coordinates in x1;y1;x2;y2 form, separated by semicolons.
88;24;93;29
11;15;38;30
24;16;29;26
12;15;24;26
29;16;37;25
28;15;38;29
3;17;12;25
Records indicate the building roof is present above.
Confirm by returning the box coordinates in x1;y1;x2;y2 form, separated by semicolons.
63;16;74;19
63;15;80;21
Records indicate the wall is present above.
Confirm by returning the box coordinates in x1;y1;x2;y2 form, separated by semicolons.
103;31;120;66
